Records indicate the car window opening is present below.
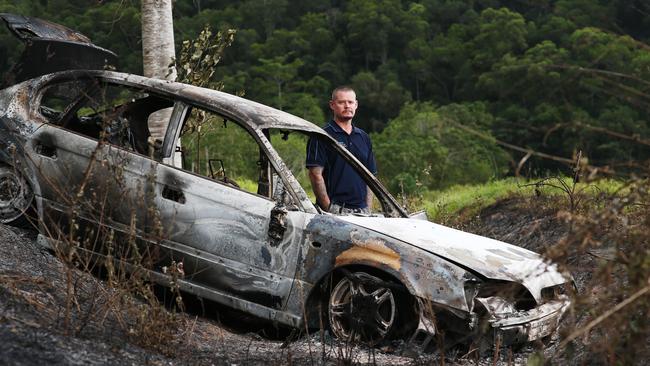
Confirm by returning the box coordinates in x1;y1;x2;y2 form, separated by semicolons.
39;79;173;157
179;107;290;205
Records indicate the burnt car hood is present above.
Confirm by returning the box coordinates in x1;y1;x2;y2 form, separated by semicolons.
1;13;117;85
339;216;568;295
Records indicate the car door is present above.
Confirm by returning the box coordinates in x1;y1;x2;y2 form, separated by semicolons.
26;121;102;243
28;78;170;268
153;107;305;312
155;165;305;310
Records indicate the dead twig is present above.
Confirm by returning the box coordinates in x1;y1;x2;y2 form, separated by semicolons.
559;279;650;349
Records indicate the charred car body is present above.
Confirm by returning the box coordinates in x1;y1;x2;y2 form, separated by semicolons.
0;14;571;347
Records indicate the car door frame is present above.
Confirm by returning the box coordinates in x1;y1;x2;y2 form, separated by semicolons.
154;102;314;315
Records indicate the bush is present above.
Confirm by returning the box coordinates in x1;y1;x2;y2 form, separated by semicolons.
372;102;510;194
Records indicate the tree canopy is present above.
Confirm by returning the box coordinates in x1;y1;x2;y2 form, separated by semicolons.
1;0;649;191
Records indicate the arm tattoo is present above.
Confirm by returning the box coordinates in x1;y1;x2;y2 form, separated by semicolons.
308;167;330;210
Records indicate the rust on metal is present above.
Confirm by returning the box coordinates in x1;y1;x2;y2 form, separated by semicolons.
335;231;401;270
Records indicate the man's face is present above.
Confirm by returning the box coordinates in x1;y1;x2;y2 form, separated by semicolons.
330;90;358;122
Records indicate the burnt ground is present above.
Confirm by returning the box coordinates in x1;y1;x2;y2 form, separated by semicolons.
0;194;594;365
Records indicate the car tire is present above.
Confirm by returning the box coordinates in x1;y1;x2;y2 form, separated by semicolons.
0;166;34;225
328;271;405;345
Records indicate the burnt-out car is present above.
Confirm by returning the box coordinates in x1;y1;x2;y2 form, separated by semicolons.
0;14;572;347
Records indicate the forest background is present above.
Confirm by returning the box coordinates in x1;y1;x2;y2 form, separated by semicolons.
1;0;649;196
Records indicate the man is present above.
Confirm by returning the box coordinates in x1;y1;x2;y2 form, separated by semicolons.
306;86;376;214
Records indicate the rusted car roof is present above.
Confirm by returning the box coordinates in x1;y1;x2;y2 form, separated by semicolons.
39;70;327;133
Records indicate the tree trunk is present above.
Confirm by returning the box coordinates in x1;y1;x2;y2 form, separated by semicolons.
142;0;180;165
142;0;176;82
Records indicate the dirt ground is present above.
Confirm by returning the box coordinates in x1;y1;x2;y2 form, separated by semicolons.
0;195;585;365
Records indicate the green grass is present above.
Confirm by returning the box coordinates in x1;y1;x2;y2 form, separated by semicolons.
237;178;258;194
198;172;626;220
417;178;527;221
416;177;626;222
229;177;318;203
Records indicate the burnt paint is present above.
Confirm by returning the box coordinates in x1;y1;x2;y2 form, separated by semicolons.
31;131;58;153
298;215;411;288
0;116;19;162
507;247;540;260
160;169;190;191
1;13;118;86
173;254;284;309
2;69;493;334
268;205;288;247
260;246;271;265
1;13;92;42
237;290;283;310
295;214;481;324
11;40;118;85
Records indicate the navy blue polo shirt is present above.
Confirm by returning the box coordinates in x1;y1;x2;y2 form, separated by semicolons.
306;121;377;209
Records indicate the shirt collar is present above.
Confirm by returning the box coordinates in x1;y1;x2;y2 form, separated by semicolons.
328;120;360;135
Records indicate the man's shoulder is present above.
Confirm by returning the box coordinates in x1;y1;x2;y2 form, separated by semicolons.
323;122;344;138
323;120;339;130
352;125;372;140
323;122;335;132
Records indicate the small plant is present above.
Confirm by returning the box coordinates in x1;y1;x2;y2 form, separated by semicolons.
177;25;236;174
520;151;596;212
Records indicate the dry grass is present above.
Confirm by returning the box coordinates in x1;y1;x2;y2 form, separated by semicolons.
542;178;650;365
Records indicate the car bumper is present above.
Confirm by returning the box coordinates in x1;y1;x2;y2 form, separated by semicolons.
408;296;571;349
481;296;571;345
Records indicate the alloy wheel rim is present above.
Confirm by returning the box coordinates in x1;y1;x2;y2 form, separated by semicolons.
329;272;396;345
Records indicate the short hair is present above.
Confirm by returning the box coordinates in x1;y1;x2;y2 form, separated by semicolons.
331;86;356;101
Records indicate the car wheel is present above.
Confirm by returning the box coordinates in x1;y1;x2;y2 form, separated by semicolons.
0;166;33;225
328;271;397;345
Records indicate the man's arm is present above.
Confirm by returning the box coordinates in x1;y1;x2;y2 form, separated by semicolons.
308;166;330;210
366;187;373;210
365;136;377;210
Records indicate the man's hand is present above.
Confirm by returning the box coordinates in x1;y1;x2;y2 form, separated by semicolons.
308;166;330;210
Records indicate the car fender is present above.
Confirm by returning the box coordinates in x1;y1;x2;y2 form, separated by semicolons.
294;214;475;327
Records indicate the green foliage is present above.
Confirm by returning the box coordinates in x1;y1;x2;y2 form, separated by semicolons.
472;8;528;69
351;68;412;130
251;55;304;110
174;24;266;196
372;102;510;194
181;112;260;190
268;131;313;194
1;0;650;185
177;26;236;88
2;4;649;360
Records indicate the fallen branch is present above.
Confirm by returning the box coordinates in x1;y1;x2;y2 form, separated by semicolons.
451;123;614;176
574;121;650;147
